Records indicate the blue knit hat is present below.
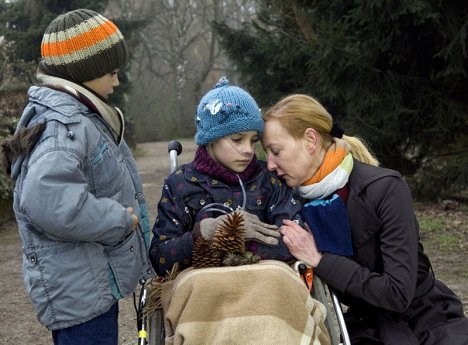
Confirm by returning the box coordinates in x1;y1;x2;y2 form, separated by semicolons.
195;77;264;145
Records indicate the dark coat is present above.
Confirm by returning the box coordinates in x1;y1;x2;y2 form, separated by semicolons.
149;160;303;276
315;159;468;345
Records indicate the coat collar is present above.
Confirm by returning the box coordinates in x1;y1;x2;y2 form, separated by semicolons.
182;160;264;187
191;145;262;185
349;159;401;195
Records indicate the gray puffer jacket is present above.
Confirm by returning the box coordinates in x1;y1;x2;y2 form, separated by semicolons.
11;86;152;330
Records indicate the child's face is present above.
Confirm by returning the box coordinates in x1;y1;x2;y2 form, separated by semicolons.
83;70;119;99
207;131;259;173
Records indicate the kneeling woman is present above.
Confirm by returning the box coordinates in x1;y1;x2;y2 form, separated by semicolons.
261;94;468;345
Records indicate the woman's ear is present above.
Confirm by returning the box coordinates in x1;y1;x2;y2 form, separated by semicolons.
303;128;319;154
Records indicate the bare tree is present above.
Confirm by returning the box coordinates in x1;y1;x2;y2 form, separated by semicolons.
111;0;256;141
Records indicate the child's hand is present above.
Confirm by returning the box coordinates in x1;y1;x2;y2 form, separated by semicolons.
236;210;280;246
126;207;138;230
197;216;225;240
196;211;280;246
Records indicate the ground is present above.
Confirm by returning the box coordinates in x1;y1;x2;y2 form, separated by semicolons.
0;140;466;344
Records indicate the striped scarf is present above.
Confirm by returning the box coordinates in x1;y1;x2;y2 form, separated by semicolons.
298;138;353;200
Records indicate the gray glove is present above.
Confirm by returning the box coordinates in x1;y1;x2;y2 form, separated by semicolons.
198;210;280;246
197;215;226;240
237;210;280;245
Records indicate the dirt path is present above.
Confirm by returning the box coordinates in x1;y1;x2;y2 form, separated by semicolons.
0;140;466;343
0;140;196;344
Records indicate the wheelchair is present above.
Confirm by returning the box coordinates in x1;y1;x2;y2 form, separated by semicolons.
138;140;351;345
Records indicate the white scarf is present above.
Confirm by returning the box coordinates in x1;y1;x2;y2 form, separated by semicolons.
36;72;124;143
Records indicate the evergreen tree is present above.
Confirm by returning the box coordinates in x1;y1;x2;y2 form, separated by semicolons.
216;0;468;197
108;15;148;147
0;0;147;147
0;0;107;62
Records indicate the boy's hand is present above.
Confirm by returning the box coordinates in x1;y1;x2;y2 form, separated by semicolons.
126;207;138;230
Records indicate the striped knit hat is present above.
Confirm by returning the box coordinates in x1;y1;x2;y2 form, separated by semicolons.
40;9;127;83
195;77;263;145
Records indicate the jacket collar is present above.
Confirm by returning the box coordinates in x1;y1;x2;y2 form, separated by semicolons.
349;159;401;195
36;71;124;144
192;145;261;185
183;160;264;187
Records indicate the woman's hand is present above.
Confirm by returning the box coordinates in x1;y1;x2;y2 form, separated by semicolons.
280;220;323;267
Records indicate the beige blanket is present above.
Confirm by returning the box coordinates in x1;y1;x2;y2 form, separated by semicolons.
160;260;331;345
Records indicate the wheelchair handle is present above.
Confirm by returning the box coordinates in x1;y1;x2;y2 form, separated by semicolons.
168;140;182;174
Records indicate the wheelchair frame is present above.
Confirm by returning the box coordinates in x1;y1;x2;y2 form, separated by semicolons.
141;140;351;345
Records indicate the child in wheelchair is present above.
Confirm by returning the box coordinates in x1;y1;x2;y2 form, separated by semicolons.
147;77;330;344
149;76;305;276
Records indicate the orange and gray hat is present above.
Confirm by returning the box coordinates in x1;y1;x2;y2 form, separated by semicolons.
40;8;127;83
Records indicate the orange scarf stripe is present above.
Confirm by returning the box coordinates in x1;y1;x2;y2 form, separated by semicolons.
41;20;119;58
303;145;348;185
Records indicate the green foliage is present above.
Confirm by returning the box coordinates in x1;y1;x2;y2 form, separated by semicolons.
0;110;17;201
108;16;149;148
0;0;148;150
409;142;468;199
0;39;37;91
418;217;444;233
0;0;109;202
0;0;108;62
0;172;14;201
0;88;24;202
0;0;148;200
417;203;466;253
215;0;468;197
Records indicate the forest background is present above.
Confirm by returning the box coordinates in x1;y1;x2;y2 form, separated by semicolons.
1;0;467;206
0;1;466;342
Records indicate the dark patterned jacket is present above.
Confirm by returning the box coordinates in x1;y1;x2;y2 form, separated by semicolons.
149;160;303;276
316;159;468;344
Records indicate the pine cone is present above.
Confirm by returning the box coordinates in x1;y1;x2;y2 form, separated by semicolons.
192;237;222;268
212;212;246;256
143;263;180;318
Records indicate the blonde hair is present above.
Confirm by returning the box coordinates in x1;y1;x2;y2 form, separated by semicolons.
263;94;379;166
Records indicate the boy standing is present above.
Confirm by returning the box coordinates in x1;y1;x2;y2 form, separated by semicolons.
2;9;151;345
